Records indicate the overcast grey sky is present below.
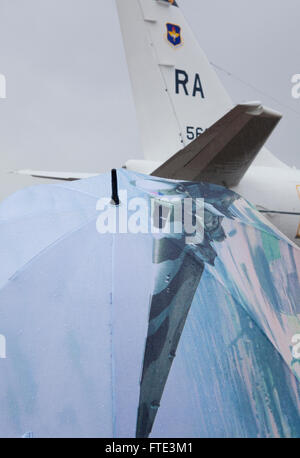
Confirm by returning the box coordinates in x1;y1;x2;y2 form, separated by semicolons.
0;0;299;201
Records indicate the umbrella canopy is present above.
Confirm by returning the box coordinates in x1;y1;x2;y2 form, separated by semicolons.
0;169;299;438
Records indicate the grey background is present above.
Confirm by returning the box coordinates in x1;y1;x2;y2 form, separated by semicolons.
0;0;299;201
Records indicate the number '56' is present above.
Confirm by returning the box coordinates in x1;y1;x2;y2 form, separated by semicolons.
186;126;203;140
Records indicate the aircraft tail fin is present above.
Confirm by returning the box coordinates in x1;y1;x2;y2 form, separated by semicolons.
116;0;233;163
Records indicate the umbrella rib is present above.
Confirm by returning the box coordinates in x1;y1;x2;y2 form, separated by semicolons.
51;183;103;199
202;264;300;384
0;209;95;226
0;185;99;226
228;213;299;251
1;214;99;292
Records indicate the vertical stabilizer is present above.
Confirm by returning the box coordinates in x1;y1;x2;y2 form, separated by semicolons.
116;0;233;163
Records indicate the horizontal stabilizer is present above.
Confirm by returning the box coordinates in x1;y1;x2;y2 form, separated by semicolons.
11;169;98;181
152;103;282;187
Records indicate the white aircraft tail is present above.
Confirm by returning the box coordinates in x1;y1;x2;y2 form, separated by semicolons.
13;0;288;184
116;0;233;163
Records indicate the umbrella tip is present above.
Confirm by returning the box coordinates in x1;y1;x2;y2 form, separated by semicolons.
111;169;120;206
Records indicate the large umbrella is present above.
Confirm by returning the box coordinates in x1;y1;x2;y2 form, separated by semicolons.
0;169;299;438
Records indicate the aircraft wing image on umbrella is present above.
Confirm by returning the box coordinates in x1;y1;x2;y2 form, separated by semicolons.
0;170;299;438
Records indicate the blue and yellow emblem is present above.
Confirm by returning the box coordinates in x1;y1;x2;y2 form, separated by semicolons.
166;23;182;47
160;0;179;6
